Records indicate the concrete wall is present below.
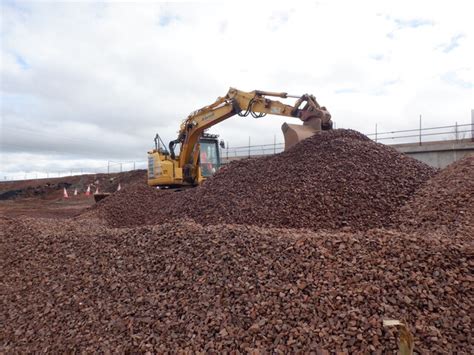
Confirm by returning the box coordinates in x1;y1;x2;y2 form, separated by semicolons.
392;139;474;168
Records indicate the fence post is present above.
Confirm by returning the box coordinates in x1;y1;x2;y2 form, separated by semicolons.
226;142;229;162
120;163;122;173
471;109;474;142
419;114;422;146
133;162;136;170
248;136;251;158
274;134;276;154
375;123;378;142
455;121;458;142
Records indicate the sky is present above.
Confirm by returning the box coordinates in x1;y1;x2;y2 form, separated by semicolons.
1;0;473;178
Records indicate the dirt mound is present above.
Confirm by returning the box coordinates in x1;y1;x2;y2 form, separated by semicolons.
94;130;436;230
395;154;474;235
98;169;147;192
0;182;72;201
1;218;471;353
90;183;173;227
0;170;146;201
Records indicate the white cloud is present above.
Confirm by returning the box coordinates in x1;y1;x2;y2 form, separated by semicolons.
1;0;473;177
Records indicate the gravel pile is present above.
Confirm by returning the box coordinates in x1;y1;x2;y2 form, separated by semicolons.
91;184;173;227
93;129;436;230
1;217;471;353
395;154;474;235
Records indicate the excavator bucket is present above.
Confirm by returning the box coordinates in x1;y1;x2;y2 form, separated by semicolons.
282;116;323;151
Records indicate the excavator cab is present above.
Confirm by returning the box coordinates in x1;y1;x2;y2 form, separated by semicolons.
147;133;223;188
198;134;222;177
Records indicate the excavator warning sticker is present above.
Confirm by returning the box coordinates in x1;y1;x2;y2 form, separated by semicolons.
271;107;282;114
147;157;155;178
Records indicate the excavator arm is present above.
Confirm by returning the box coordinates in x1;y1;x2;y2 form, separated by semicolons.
175;87;332;182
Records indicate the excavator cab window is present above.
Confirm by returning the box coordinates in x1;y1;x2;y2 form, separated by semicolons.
199;139;221;177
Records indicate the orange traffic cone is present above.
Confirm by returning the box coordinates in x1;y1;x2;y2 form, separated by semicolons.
63;187;69;199
95;186;99;194
85;185;91;196
117;183;121;191
74;188;78;196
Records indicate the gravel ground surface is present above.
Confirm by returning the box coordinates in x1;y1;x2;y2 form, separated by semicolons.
1;218;472;353
395;154;474;236
93;130;436;230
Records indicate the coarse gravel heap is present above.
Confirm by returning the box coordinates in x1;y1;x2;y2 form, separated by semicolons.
1;218;471;353
93;129;436;230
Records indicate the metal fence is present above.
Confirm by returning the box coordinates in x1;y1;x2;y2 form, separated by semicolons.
368;122;473;145
221;141;285;160
222;122;473;159
2;122;473;181
2;160;147;182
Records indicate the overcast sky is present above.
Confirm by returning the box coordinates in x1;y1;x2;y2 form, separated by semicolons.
1;0;473;178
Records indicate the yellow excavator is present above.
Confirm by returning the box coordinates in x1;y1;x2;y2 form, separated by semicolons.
147;87;332;188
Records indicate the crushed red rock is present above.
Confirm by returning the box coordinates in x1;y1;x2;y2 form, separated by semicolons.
2;130;472;353
395;154;474;235
93;129;436;230
1;218;472;353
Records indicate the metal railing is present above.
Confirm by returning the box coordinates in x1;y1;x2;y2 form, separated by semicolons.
368;122;473;145
1;160;147;182
2;122;472;181
221;142;286;160
221;122;473;160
